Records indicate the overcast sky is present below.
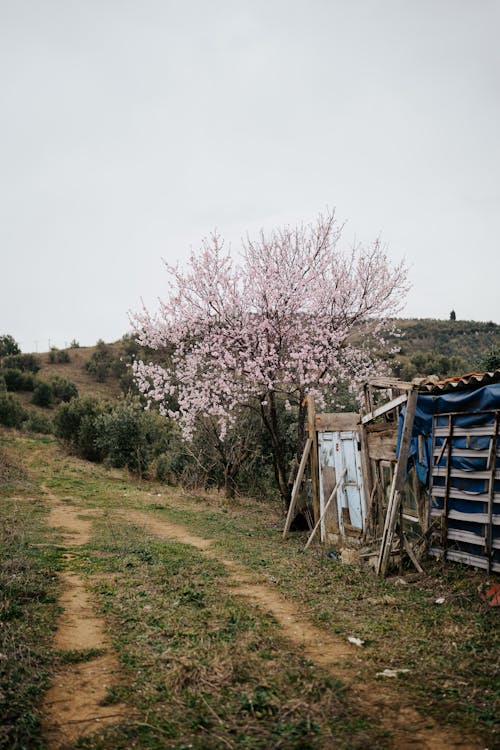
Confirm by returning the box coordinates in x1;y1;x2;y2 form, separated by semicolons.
1;0;499;351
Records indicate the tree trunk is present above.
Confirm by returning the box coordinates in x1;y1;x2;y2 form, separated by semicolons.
261;392;291;508
224;464;236;499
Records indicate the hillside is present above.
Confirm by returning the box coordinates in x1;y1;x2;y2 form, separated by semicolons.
33;342;124;400
380;318;499;381
3;319;500;411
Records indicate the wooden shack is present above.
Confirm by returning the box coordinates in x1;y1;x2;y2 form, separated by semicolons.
284;371;500;576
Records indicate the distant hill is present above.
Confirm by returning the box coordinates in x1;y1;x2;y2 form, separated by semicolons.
381;318;500;381
3;319;499;414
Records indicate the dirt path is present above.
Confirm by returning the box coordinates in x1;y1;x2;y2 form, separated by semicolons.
124;509;482;750
41;489;128;749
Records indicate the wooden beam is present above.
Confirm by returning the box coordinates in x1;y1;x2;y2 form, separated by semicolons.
486;413;499;572
315;412;359;432
359;421;373;522
365;377;415;391
361;393;408;424
282;438;312;539
376;389;419;576
307;396;320;524
305;467;347;550
403;534;424;573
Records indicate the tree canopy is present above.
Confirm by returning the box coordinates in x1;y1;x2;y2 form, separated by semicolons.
132;210;409;503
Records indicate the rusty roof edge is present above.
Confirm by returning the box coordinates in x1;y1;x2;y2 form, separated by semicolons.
365;370;500;395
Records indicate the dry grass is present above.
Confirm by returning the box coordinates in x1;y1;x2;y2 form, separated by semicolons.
33;343;123;401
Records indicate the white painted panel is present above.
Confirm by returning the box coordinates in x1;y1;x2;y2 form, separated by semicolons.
318;429;365;537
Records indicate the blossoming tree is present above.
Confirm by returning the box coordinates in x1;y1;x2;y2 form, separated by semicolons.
132;209;408;504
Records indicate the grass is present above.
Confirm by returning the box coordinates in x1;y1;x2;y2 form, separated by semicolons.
73;518;384;749
1;428;499;748
0;448;64;750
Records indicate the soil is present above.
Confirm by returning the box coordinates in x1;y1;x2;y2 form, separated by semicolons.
39;483;482;749
124;509;483;750
41;489;129;749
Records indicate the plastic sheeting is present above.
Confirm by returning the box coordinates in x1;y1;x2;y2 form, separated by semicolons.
397;383;500;571
397;383;500;484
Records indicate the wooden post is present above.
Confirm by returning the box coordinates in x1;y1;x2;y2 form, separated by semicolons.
486;412;499;572
358;420;373;526
282;437;312;539
307;395;320;524
376;389;418;576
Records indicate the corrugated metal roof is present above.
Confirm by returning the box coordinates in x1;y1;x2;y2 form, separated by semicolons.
416;370;500;393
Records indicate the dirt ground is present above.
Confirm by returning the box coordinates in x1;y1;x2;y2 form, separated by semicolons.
40;483;482;750
41;490;129;749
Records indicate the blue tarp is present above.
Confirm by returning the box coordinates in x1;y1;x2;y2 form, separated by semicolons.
397;383;500;570
397;383;500;484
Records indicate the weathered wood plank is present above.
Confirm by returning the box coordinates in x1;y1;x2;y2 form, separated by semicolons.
432;467;500;480
307;396;320;524
403;534;424;573
361;393;408;424
305;467;347;550
315;412;359;432
431;486;494;502
431;508;498;524
434;425;496;437
282;437;312;539
376;389;419;576
366;426;398;461
365;377;415;391
321;465;339;535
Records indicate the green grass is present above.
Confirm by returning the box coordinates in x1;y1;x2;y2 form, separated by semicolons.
0;464;64;750
2;430;499;748
73;517;384;749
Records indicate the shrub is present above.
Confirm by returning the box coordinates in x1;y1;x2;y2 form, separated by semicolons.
154;454;172;482
94;399;170;476
85;346;115;382
481;347;500;372
2;369;36;392
2;353;40;373
0;374;6;392
0;334;21;357
70;339;80;348
49;377;78;403
0;393;27;428
48;348;71;364
22;410;53;434
153;444;188;484
31;382;53;408
54;396;107;461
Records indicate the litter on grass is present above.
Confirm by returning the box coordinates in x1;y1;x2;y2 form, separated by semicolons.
376;668;411;678
347;636;365;647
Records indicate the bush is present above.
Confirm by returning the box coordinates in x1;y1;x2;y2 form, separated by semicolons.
0;393;27;428
49;377;78;403
153;445;188;484
54;396;107;461
480;347;500;372
0;334;21;357
22;410;53;434
94;399;170;476
2;353;40;373
2;368;36;392
48;348;70;364
70;339;80;348
85;345;115;382
31;382;53;408
0;374;6;392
